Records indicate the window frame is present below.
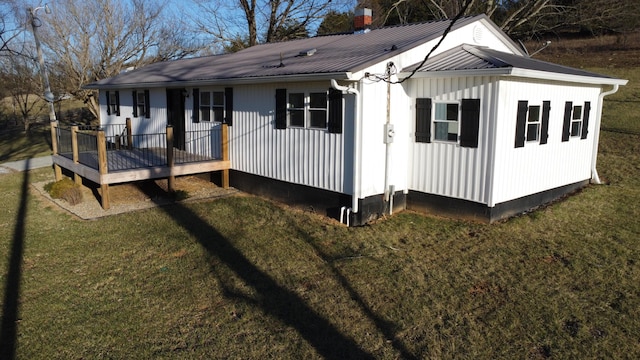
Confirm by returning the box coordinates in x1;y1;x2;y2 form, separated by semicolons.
570;104;583;137
287;90;328;129
432;101;460;143
199;90;225;123
136;91;146;117
526;104;542;142
105;91;120;116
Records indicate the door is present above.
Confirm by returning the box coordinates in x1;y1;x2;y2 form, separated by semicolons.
166;88;186;150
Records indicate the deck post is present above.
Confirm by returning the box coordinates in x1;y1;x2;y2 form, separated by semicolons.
126;117;133;149
221;123;229;188
50;121;62;181
97;130;110;210
71;125;81;185
166;125;175;192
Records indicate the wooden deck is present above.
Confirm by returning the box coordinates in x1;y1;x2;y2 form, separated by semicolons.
50;120;230;210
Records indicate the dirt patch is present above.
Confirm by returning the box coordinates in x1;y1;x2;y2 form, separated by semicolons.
32;175;239;220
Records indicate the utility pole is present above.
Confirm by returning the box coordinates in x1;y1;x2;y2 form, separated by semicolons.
28;4;57;123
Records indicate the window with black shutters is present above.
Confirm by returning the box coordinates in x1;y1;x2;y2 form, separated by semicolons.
562;101;591;142
132;90;150;118
275;89;341;132
515;100;550;147
106;91;120;116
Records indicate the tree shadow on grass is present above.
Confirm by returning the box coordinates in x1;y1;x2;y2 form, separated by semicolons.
141;183;375;359
0;160;29;359
285;216;421;360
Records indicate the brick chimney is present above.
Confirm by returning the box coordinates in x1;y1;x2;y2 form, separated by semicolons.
354;8;372;32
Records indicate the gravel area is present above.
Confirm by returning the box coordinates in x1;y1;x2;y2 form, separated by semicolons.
31;175;239;220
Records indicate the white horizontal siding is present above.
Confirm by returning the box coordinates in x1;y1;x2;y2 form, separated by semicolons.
407;76;496;204
490;78;602;206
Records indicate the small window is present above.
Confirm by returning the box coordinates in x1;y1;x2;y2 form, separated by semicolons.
433;102;459;142
136;92;146;117
199;91;225;122
526;105;541;141
287;91;327;129
571;105;582;137
106;91;120;116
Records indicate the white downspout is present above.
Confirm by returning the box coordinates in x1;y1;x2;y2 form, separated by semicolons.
331;79;361;215
591;84;619;184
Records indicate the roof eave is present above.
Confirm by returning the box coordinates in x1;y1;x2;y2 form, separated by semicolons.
399;67;628;86
84;71;354;90
509;68;629;86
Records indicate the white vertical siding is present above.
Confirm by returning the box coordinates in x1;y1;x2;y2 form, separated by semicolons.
99;88;166;134
407;76;497;204
230;82;347;193
490;78;602;206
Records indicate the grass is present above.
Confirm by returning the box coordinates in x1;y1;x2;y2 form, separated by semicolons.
0;129;638;358
1;35;639;358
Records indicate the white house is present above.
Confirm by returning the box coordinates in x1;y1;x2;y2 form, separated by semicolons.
86;13;627;225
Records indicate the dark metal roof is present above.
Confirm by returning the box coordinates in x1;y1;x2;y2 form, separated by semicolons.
404;44;618;80
87;15;487;88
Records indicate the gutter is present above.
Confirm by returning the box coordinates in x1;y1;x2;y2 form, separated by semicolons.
591;84;620;184
84;72;353;90
331;79;361;216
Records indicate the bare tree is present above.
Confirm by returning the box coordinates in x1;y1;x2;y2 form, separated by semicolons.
35;0;202;119
193;0;351;50
0;54;47;132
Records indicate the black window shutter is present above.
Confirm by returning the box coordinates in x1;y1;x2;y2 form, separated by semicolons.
132;91;138;117
540;101;550;144
115;91;120;116
106;92;111;115
192;88;200;123
144;89;150;118
581;101;591;139
415;98;432;143
460;98;480;148
224;87;233;126
514;100;528;148
562;101;572;142
275;88;287;129
328;88;343;133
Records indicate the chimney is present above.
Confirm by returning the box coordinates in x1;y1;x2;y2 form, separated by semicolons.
354;8;372;32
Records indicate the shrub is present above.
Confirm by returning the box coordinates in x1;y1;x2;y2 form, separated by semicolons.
44;178;83;205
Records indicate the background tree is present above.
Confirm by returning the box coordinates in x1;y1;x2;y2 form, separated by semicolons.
0;54;47;132
317;10;354;35
193;0;351;50
34;0;203;119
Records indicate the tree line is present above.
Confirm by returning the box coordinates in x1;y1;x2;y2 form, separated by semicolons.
1;0;638;132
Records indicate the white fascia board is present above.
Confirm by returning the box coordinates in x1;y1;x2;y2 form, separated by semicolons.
399;68;628;86
508;68;629;86
398;68;512;78
84;72;353;90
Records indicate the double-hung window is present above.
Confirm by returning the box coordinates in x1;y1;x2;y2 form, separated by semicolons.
570;104;583;137
287;91;328;129
200;91;225;122
515;100;550;147
415;98;480;148
132;90;150;118
526;105;541;142
562;101;591;141
275;88;342;133
433;102;459;142
106;91;120;116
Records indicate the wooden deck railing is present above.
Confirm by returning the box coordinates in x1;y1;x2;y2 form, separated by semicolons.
51;118;230;210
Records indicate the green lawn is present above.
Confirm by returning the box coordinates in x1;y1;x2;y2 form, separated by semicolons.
0;129;639;358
